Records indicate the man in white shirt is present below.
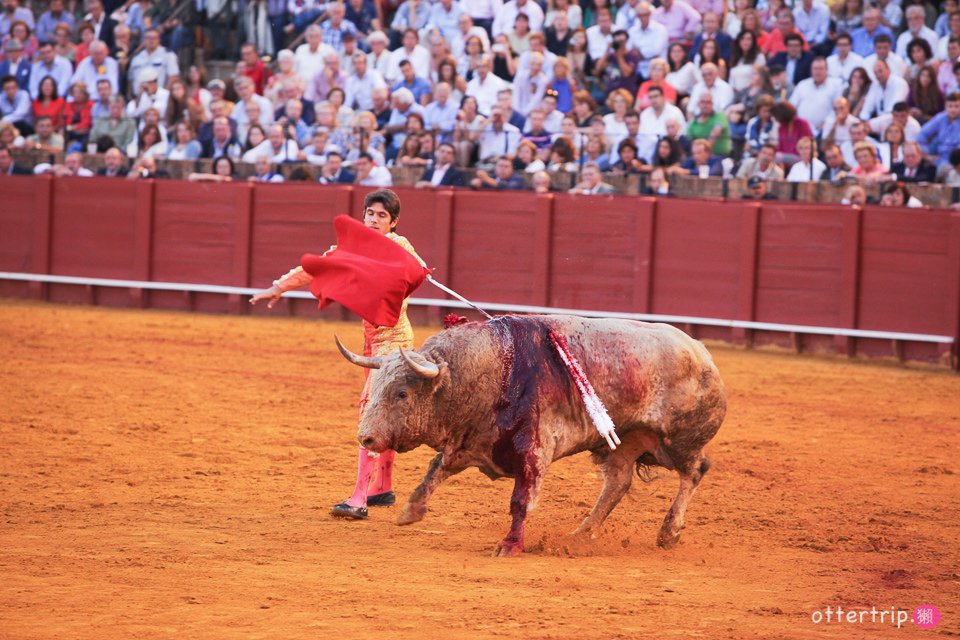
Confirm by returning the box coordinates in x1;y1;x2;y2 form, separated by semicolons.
477;105;520;162
790;57;843;135
687;63;734;118
936;12;960;60
354;152;392;186
840;121;878;166
345;50;385;111
28;41;72;99
861;59;910;119
250;155;285;182
427;0;464;44
793;0;831;51
365;30;392;79
466;55;508;115
386;28;431;82
820;96;860;145
512;52;549;117
424;81;459;140
128;28;180;93
586;8;614;60
492;0;543;37
868;102;922;141
864;34;908;82
826;33;865;85
71;41;120;96
627;2;668;79
261;123;300;163
637;85;684;162
450;13;490;58
233;76;274;130
126;68;170;120
295;25;336;85
896;5;939;59
515;33;557;79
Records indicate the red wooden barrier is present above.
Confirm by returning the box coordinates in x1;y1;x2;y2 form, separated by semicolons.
1;176;958;369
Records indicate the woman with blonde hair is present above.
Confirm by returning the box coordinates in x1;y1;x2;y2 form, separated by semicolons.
603;89;633;141
786;136;826;182
852;141;890;184
636;58;678;109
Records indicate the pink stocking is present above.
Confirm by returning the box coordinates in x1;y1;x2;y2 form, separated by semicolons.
370;450;396;495
346;446;377;508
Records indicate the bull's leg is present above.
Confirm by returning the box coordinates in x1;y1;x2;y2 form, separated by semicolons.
397;452;461;526
494;456;546;558
657;456;711;549
572;433;649;538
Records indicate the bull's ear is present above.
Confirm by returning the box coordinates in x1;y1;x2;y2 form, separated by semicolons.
429;360;450;396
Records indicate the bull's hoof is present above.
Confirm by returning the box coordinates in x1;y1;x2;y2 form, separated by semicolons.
396;503;426;526
494;540;524;557
656;531;681;549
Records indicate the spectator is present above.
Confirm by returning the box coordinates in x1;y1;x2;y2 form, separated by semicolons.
794;0;830;52
53;23;76;65
850;8;893;58
531;169;552;193
129;122;166;158
89;78;114;123
694;38;728;82
769;33;814;90
880;181;923;207
840;120;877;166
860;59;909;119
393;132;425;167
864;34;907;82
546;135;578;172
476;105;520;163
507;13;533;55
493;0;545;38
687;63;734;118
785;136;826;181
937;40;959;95
514;53;551;117
841;183;868;205
681;139;723;177
295;25;336;85
416;142;464;187
790;57;843;135
868;102;921;143
771;100;813;165
514;139;546;173
25;115;63;152
387;28;430;83
90;95;136;150
345;50;386;111
354;151;392;186
62;81;94;145
653;0;701;44
51;151;94;177
201;115;243;160
36;0;74;44
624;3;667;81
427;0;462;44
908;66;944;123
29;42;72;101
71;41;119;96
851;140;890;184
188;156;237;182
318;149;355;182
693;12;733;63
896;5;938;60
744;94;776;156
166;122;202;160
642;167;673;195
0;140;28;175
569;162;616;194
938;12;960;59
32;76;65;131
821;96;860;147
465;55;506;116
0;38;28;90
306;51;347;103
763;8;808;57
249;154;285;182
827;33;865;84
610;137;643;174
742;175;778;199
234;76;275;131
471;154;525;189
128;28;179;94
905;38;936;83
729;30;766;93
1;72;28;134
580;132;610;170
818;142;853;182
943;148;960;185
891;140;936;182
687;93;730;156
127;68;170;120
97;146;128;177
844;67;872;117
736;143;785;180
875;0;902;32
917;92;960;168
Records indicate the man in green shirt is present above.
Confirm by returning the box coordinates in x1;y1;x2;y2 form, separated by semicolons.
89;95;137;152
686;93;731;156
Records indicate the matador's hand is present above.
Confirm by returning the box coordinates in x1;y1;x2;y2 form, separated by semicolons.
249;285;282;308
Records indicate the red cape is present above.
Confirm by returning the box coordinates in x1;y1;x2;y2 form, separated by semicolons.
300;215;431;327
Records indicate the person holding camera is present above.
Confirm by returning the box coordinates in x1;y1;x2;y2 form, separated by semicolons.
594;28;641;96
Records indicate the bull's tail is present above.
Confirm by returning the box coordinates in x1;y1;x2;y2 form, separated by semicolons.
635;444;677;483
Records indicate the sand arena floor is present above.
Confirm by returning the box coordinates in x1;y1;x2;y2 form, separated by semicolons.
0;300;958;639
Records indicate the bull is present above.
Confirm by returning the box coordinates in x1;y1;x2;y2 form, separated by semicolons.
336;314;726;557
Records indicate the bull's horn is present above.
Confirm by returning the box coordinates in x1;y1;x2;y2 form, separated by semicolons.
335;335;382;369
400;348;440;379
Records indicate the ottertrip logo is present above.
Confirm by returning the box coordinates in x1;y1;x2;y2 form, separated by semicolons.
810;605;941;629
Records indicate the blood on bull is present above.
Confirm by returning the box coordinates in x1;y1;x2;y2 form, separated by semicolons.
336;314;727;557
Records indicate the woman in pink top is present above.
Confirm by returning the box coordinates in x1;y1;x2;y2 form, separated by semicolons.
851;141;890;185
771;101;813;165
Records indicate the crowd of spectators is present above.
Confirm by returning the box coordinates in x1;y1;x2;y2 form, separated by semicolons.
1;0;960;204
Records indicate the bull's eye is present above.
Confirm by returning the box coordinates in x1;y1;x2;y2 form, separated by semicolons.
398;390;408;400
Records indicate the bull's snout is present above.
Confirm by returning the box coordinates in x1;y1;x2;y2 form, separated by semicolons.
359;435;376;449
357;430;388;453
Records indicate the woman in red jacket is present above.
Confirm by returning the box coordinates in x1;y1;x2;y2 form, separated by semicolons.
62;81;93;146
32;77;65;132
